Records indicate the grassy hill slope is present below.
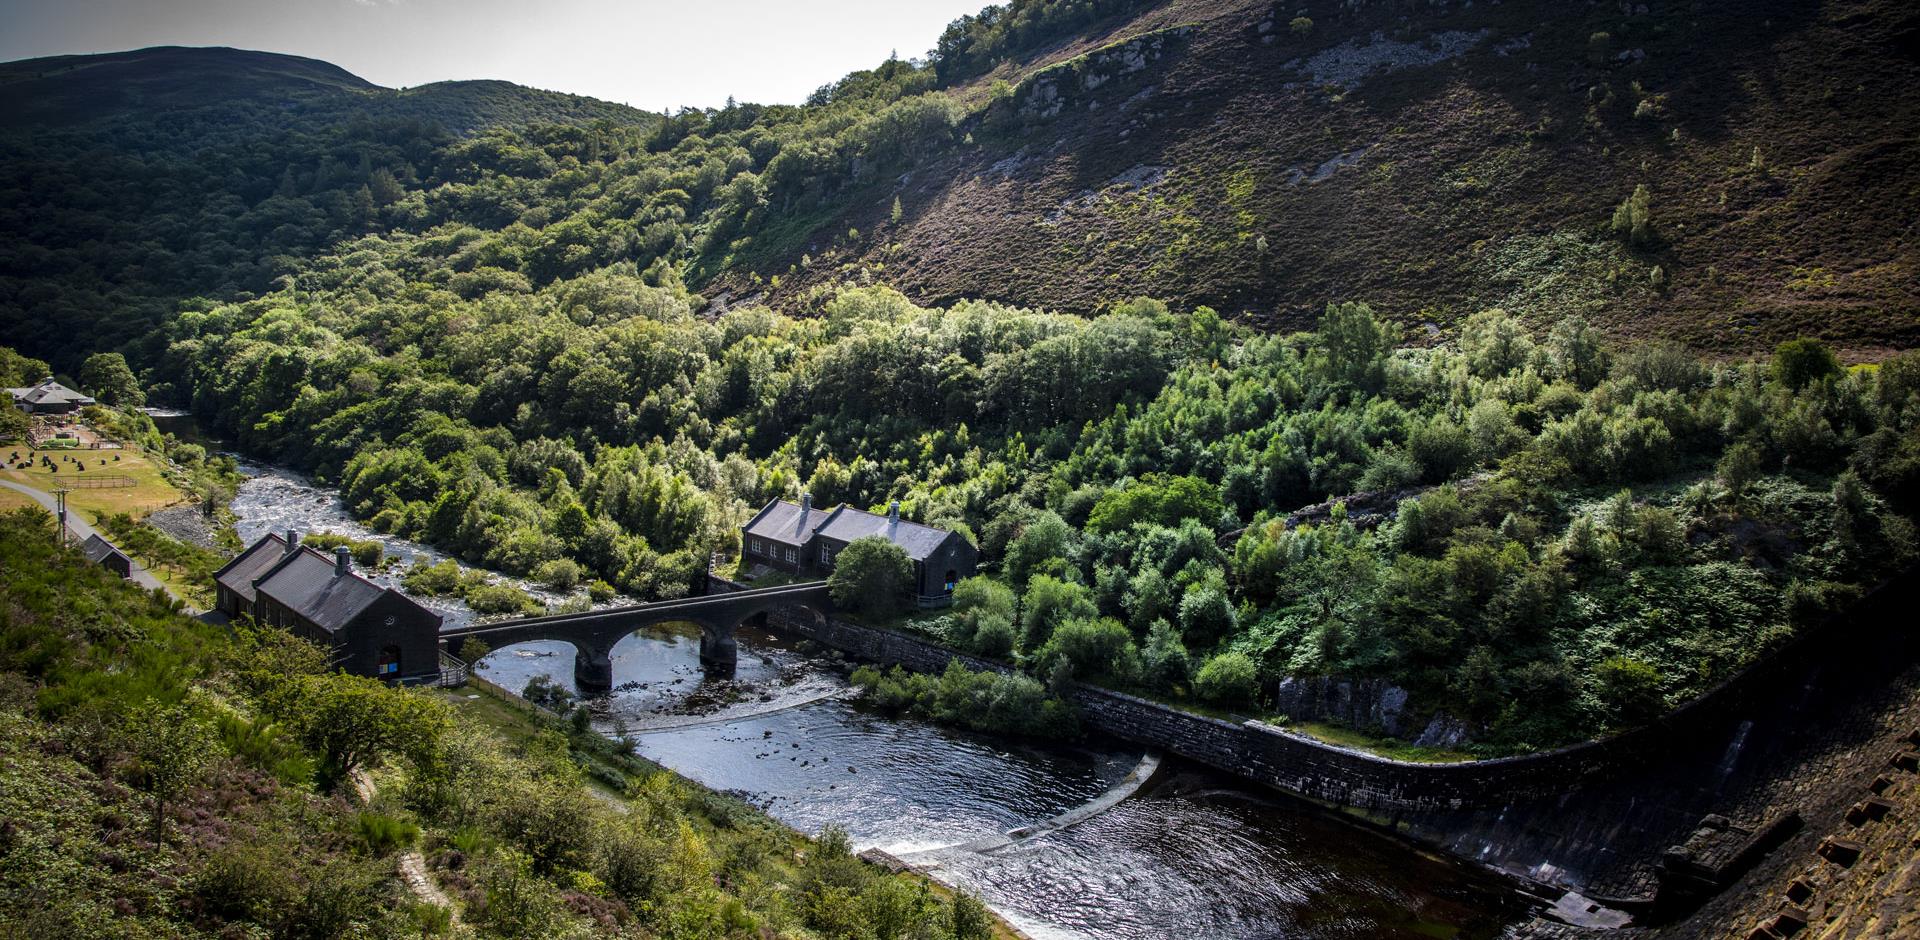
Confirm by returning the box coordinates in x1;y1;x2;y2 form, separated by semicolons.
724;0;1920;357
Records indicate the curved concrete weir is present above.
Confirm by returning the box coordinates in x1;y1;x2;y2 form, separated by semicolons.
905;751;1164;859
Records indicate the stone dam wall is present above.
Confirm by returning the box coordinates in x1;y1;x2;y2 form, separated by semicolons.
711;575;1920;904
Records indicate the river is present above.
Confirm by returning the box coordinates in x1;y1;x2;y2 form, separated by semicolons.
176;414;1527;940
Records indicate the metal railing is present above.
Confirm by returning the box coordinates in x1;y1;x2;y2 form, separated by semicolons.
430;650;471;687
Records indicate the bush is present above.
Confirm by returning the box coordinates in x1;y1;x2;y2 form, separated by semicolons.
301;532;384;568
1020;575;1095;651
1611;184;1653;248
1031;616;1136;684
532;558;582;591
355;811;420;856
1193;651;1259;706
1773;337;1841;391
972;617;1018;658
827;535;913;618
523;675;576;712
1139;620;1191;690
1594;656;1664;727
466;582;539;615
851;662;1078;738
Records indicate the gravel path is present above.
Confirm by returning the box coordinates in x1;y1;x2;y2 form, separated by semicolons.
350;770;459;921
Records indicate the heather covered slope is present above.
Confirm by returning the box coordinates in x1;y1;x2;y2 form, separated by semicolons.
727;0;1920;357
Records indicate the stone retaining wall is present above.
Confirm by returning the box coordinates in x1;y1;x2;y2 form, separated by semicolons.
716;574;1913;815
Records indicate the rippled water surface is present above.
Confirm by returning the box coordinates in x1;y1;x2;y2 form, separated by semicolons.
207;430;1526;940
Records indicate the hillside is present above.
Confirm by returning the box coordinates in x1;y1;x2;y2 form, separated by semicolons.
0;45;650;131
723;0;1920;357
0;46;657;363
4;3;1918;370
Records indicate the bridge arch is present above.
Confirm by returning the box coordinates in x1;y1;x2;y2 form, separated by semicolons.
438;581;833;695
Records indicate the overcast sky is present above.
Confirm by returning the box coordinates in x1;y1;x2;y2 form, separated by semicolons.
0;0;985;109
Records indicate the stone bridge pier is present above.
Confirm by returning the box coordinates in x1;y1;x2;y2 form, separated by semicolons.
574;642;616;692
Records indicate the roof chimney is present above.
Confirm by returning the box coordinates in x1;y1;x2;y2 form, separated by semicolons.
888;501;900;525
334;545;351;577
284;529;300;556
801;492;812;514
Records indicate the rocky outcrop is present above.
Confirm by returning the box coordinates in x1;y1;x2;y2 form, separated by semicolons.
1271;675;1411;736
1000;25;1194;122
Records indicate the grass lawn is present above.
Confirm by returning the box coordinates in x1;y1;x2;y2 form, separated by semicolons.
1283;720;1479;764
0;446;184;521
0;487;39;512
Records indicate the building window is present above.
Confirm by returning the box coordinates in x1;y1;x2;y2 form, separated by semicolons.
820;544;832;565
749;538;763;556
784;547;797;563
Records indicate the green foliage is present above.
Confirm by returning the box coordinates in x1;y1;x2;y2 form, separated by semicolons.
950;575;1018;655
355;811;421;857
851;661;1080;738
300;531;385;568
1193;651;1259;706
276;671;450;788
1021;575;1097;652
1773;337;1842;391
1086;474;1225;533
0;509;984;938
1611;184;1655;249
829;534;915;617
1594;656;1665;728
78;352;144;406
457;636;492;664
1031;616;1137;684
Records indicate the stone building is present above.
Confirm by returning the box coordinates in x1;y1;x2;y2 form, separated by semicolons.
213;530;442;682
740;496;977;607
80;533;132;579
7;378;94;415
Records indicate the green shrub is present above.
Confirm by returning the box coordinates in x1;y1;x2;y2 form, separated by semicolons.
466;581;539;615
827;535;913;618
1773;337;1841;391
355;811;421;856
1194;651;1259;706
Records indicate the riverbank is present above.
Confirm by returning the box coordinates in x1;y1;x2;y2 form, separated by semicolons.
719;571;1920;929
438;670;1029;939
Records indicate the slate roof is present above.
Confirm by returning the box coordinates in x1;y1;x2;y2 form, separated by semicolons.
813;506;955;560
742;499;832;547
213;533;288;605
743;498;957;561
7;379;94;408
254;546;386;633
80;533;126;565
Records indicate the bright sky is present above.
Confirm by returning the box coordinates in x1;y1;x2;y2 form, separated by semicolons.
0;0;986;109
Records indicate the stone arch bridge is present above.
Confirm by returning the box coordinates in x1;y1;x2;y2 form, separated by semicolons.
440;581;831;693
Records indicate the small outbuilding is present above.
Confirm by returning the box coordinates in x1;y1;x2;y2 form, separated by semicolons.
740;495;977;607
8;378;94;415
80;533;132;579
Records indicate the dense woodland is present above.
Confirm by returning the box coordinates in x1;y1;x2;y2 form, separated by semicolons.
0;511;995;938
66;250;1910;751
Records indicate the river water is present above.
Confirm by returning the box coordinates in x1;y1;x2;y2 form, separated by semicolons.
183;416;1527;940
